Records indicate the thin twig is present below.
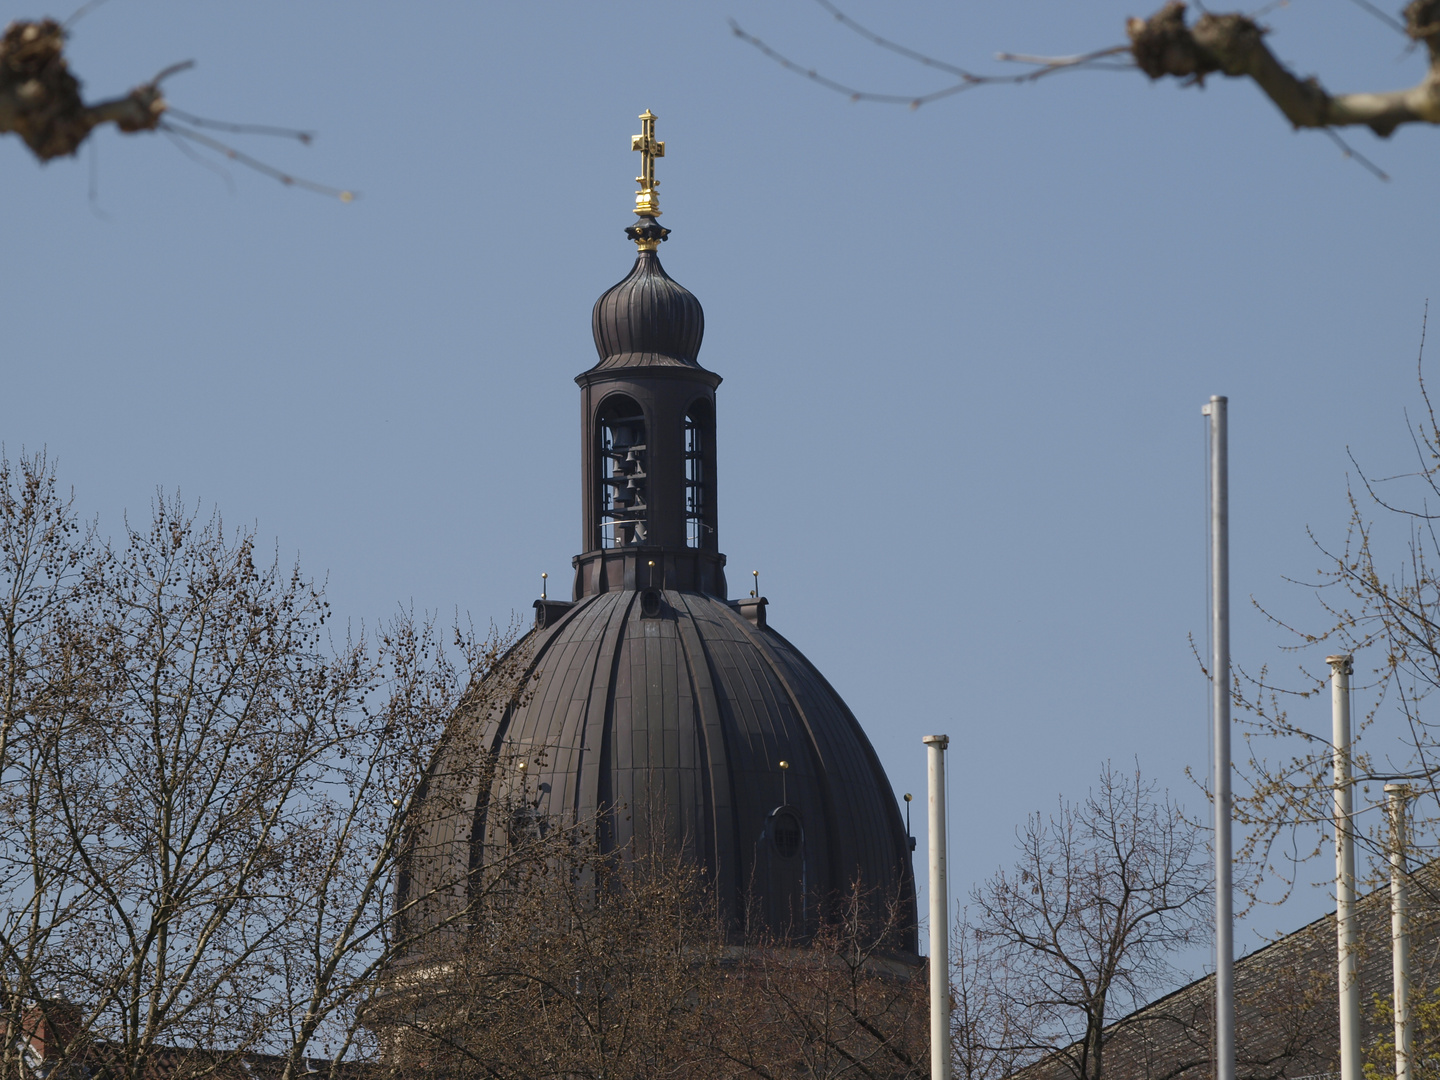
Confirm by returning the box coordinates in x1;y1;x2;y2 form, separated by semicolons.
996;46;1128;69
813;0;978;80
151;60;196;86
994;46;1132;68
1339;0;1411;38
1323;127;1391;180
166;108;315;145
63;0;111;29
729;18;974;105
729;17;1127;108
160;121;354;201
87;137;108;221
1248;0;1290;19
163;125;237;195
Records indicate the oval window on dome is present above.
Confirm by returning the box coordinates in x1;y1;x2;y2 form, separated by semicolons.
508;806;546;849
596;395;647;548
762;804;807;937
772;809;802;860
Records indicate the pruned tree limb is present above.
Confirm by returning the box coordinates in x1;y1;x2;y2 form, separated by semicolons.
1127;0;1440;137
0;19;178;161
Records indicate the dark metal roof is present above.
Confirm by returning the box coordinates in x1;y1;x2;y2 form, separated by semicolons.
590;251;705;369
411;588;917;947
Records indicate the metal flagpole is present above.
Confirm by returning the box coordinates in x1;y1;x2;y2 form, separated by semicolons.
924;734;951;1080
1203;395;1235;1080
1329;654;1360;1080
1387;782;1413;1080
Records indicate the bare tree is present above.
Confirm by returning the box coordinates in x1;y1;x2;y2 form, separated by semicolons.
0;449;530;1080
954;762;1211;1080
712;884;927;1080
381;823;725;1080
952;918;1030;1080
379;814;927;1080
1229;319;1440;911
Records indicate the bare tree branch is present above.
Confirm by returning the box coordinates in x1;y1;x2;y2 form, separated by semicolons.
729;13;1128;110
733;0;1440;163
0;18;352;200
1127;0;1440;137
0;20;175;160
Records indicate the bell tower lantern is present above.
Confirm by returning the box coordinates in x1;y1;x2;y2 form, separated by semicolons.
574;111;726;599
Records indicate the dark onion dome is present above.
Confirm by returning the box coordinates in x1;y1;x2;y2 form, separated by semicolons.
400;589;918;951
590;251;705;370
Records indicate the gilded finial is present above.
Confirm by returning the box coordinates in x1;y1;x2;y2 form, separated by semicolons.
625;110;671;253
631;110;664;218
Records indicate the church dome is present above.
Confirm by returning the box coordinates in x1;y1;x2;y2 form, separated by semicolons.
398;111;914;952
406;589;917;948
591;251;705;369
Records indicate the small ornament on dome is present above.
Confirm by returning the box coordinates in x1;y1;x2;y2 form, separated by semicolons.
625;109;671;253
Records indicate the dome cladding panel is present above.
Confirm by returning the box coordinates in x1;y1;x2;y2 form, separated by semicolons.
592;251;705;366
424;589;916;945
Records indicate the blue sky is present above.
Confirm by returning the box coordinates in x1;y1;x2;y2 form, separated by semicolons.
2;0;1435;975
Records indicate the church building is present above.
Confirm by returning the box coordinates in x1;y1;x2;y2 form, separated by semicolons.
402;112;917;948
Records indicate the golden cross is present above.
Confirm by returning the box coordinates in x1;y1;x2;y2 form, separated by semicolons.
630;109;664;217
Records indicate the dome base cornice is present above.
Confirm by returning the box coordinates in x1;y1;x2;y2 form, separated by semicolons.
576;358;722;386
572;545;727;599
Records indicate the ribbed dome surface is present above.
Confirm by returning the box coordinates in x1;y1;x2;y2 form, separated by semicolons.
591;251;705;368
407;589;916;947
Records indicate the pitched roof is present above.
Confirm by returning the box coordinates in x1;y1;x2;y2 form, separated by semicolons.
1011;863;1440;1080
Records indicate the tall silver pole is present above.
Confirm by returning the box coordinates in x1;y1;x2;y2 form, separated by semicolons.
1329;654;1361;1080
1387;782;1413;1080
924;734;951;1080
1204;395;1235;1080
